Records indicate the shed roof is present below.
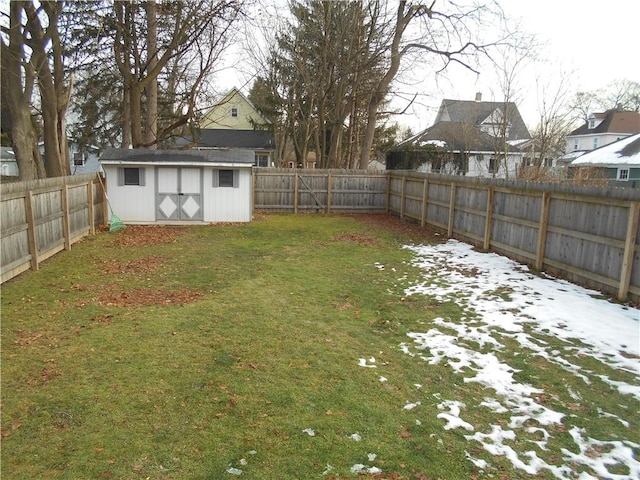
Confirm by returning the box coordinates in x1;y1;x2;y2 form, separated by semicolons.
100;148;255;166
571;133;640;166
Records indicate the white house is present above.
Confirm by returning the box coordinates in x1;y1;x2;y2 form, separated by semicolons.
392;95;531;178
99;148;254;224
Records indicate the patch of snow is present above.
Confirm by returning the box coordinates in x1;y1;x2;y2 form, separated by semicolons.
302;428;315;436
358;358;377;368
437;400;474;431
226;467;242;475
379;376;388;382
403;401;421;410
349;433;362;441
465;450;489;469
368;453;377;461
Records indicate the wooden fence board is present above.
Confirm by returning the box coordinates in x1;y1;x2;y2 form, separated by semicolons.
1;174;105;283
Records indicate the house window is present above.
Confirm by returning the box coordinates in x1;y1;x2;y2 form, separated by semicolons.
117;167;146;186
574;139;579;151
231;107;238;118
593;138;599;149
213;169;239;188
618;169;629;180
254;154;269;167
73;152;85;166
489;157;497;173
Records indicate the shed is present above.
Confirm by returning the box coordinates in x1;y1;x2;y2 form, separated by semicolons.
100;148;254;224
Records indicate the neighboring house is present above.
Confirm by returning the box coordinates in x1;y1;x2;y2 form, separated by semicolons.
391;94;531;178
70;144;102;175
178;87;275;167
99;148;254;224
0;147;19;177
570;133;640;188
565;109;640;157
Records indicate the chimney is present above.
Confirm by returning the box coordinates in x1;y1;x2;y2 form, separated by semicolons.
475;92;482;102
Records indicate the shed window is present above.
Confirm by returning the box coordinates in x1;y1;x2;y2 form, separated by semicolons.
231;107;238;118
618;169;629;180
117;167;146;186
213;169;239;188
73;152;85;166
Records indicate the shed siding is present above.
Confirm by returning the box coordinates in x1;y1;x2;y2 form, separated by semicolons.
104;165;160;222
202;168;252;222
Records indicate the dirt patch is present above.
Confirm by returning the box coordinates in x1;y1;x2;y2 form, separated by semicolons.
96;287;203;307
95;255;165;275
348;213;446;243
113;225;187;247
332;232;378;246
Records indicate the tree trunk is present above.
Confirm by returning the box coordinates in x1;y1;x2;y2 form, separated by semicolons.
1;1;46;180
145;0;158;148
359;1;410;169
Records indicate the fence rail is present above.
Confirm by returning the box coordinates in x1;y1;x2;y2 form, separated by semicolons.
388;171;640;303
1;174;106;283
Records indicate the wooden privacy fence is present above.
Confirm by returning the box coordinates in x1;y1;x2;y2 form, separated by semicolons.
388;171;640;303
1;174;106;283
253;168;387;213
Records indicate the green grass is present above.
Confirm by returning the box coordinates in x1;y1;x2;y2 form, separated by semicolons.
1;214;638;479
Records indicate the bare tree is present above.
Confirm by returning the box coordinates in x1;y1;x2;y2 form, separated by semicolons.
359;0;505;169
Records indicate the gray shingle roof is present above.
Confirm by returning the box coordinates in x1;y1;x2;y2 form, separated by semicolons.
176;129;275;150
99;148;255;165
436;99;531;141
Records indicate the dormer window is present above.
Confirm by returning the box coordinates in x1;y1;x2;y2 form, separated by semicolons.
588;119;595;129
231;107;238;118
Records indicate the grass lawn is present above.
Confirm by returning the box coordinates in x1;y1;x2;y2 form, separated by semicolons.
1;214;638;479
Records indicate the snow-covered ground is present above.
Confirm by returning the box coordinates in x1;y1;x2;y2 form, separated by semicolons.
394;240;640;479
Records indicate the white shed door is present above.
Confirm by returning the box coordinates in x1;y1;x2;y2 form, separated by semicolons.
157;167;203;221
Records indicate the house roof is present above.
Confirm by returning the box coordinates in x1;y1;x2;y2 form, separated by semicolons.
571;133;640;166
401;121;525;153
176;129;275;150
569;110;640;136
99;147;255;166
435;99;531;141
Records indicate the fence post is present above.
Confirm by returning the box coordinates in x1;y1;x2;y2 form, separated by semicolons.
385;174;391;213
293;172;299;214
447;183;456;238
62;185;71;250
400;175;406;220
483;186;494;250
536;192;551;271
87;181;95;234
421;177;429;227
618;201;640;301
101;174;108;225
326;172;332;214
24;191;39;272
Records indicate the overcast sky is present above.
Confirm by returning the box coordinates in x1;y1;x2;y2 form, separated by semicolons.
219;0;640;132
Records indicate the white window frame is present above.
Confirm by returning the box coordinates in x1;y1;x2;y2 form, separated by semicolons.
593;137;599;149
618;169;629;181
573;139;579;150
73;152;85;166
231;107;238;118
